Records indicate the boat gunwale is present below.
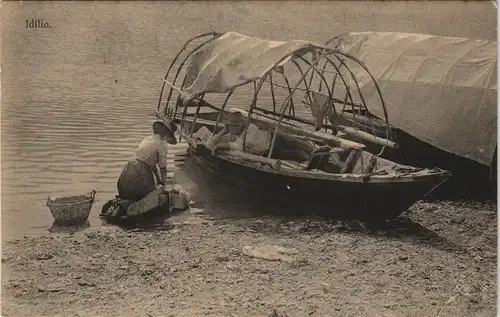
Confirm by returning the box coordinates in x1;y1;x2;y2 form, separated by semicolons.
182;134;451;184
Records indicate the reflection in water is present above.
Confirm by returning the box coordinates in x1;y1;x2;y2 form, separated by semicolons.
48;220;91;234
179;155;275;220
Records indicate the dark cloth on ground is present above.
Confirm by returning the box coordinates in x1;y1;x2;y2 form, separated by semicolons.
100;197;135;223
100;188;171;225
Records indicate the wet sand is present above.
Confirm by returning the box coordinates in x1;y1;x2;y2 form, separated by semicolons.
2;201;496;317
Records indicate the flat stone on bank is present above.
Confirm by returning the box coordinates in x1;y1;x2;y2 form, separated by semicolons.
189;208;205;214
38;283;65;293
241;244;299;262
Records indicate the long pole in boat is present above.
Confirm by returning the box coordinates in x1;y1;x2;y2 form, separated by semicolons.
162;77;183;95
161;77;186;118
161;77;189;141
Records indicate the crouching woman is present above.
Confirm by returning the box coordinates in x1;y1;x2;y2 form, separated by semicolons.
117;118;178;202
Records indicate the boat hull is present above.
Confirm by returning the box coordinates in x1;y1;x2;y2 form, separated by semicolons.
329;112;496;200
185;146;449;221
362;129;496;200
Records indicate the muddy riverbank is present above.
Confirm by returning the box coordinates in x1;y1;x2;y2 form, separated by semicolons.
2;201;496;317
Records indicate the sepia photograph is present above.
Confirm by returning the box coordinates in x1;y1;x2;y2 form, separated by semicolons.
1;1;497;316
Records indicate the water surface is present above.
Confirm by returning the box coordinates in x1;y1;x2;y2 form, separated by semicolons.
1;1;496;239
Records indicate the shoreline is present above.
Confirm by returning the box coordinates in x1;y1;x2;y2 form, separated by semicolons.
2;202;496;317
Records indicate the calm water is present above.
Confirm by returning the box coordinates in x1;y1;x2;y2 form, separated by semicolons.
1;1;496;239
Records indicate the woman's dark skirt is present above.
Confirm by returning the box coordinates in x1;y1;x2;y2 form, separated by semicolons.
117;158;155;202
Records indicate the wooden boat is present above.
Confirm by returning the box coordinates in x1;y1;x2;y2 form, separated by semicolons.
322;32;497;199
156;31;452;221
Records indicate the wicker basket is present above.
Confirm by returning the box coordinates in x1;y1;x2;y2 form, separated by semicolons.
46;190;96;225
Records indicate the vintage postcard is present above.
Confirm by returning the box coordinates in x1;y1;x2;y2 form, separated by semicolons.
1;1;497;316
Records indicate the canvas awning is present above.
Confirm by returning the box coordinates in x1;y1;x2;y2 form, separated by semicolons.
330;32;497;166
181;32;324;100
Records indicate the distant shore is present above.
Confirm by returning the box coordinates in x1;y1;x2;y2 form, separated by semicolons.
2;201;496;317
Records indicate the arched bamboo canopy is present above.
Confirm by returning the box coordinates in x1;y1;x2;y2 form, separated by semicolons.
158;31;396;155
